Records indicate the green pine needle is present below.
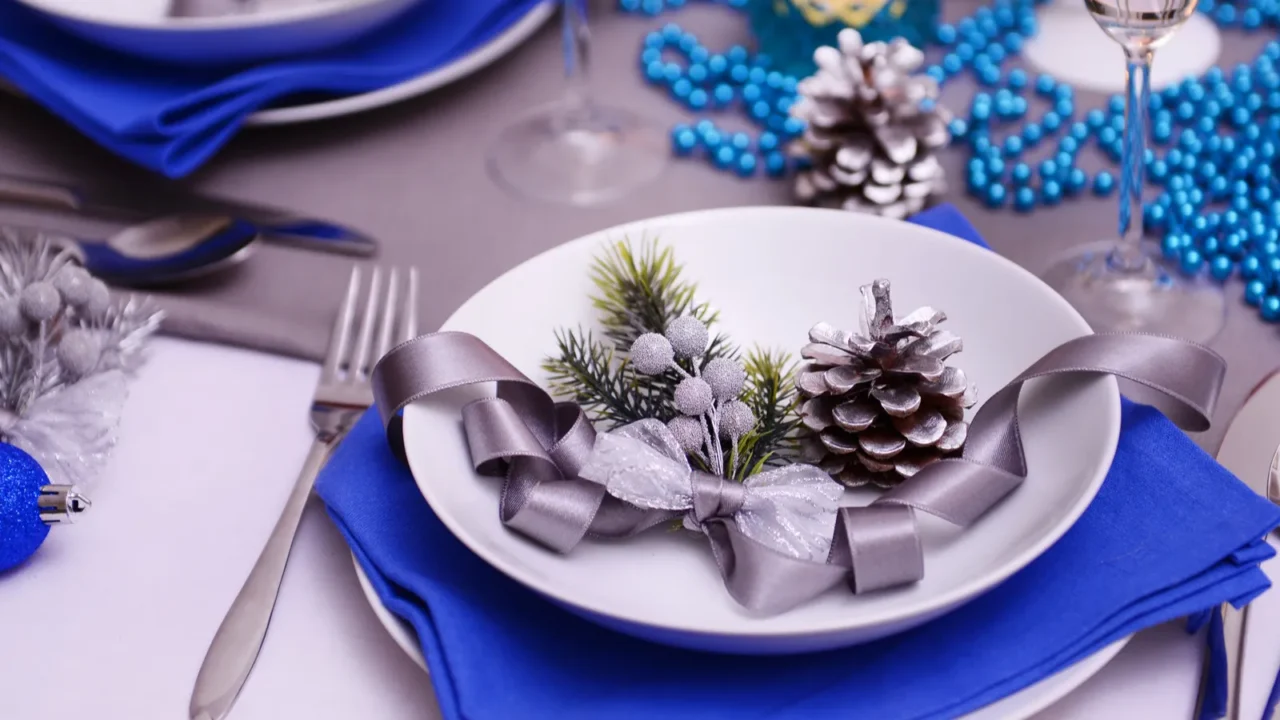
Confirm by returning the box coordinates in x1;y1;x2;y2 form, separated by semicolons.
544;238;802;478
732;348;802;478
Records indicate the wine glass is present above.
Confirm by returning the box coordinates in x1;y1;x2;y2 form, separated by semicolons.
1041;0;1225;341
487;0;667;206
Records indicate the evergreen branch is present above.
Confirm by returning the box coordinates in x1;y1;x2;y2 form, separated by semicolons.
542;327;657;429
545;239;803;481
735;348;802;477
588;238;721;347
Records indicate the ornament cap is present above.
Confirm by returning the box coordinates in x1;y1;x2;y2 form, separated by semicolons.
38;484;91;525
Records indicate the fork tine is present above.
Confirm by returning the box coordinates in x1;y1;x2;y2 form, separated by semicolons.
321;267;361;381
402;267;419;341
351;266;384;378
375;267;400;360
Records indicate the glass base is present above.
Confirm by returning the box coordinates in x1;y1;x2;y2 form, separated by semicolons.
487;100;667;206
1041;241;1227;343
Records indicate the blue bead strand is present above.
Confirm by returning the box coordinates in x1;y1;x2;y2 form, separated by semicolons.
619;0;1280;323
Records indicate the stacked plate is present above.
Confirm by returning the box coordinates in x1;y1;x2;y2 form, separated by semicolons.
8;0;554;125
357;207;1132;718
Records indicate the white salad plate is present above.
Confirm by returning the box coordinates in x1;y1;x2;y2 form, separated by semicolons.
400;207;1121;654
352;561;1130;720
14;0;421;66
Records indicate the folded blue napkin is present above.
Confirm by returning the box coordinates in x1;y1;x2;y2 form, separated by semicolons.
316;205;1280;719
0;0;544;177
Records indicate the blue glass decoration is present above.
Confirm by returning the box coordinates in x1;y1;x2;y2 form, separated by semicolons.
0;443;51;573
747;0;940;76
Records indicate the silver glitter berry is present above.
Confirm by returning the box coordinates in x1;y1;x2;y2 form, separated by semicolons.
53;265;93;307
82;280;111;319
666;416;705;453
702;357;746;401
719;400;757;438
674;377;714;416
630;332;675;375
0;298;25;336
19;282;61;322
56;330;101;376
664;316;709;359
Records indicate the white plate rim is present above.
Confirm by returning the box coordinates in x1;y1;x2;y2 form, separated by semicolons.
244;1;554;126
350;556;1132;719
17;0;416;31
404;206;1121;642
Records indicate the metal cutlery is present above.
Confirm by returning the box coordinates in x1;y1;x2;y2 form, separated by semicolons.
1218;444;1280;720
56;214;259;287
0;173;377;258
1206;368;1280;719
188;264;418;720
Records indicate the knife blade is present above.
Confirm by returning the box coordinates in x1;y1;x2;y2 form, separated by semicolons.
0;172;377;258
1209;368;1280;719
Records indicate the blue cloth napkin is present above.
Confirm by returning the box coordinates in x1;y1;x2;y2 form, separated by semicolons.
0;0;544;177
316;204;1280;720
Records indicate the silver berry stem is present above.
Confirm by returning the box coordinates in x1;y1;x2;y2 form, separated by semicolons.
698;414;717;473
707;402;723;476
668;361;691;379
729;434;740;480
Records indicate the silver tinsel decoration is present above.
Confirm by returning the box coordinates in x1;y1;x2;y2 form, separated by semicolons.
790;29;951;219
0;228;162;487
796;279;976;489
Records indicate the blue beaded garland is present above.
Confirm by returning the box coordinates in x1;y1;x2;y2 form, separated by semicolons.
621;0;1280;321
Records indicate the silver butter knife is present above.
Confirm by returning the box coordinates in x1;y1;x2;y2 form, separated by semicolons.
1209;368;1280;719
0;173;377;258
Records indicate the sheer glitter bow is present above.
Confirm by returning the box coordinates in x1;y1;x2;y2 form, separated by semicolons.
580;419;845;563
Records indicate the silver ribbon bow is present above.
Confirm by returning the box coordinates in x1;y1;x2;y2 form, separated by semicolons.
579;419;846;563
372;331;1224;615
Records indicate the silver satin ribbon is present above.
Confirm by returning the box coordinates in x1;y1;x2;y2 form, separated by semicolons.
373;331;1224;615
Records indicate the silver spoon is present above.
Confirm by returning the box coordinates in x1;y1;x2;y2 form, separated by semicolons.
56;214;259;287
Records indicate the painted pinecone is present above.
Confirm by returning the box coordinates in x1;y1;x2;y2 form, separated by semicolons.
789;29;950;220
796;279;976;489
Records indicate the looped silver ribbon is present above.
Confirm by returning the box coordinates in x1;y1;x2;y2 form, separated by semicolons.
373;331;1224;615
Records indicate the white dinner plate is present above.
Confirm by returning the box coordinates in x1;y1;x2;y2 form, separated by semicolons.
403;207;1121;654
352;559;1132;719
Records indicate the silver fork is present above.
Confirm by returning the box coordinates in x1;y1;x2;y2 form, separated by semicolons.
189;265;419;720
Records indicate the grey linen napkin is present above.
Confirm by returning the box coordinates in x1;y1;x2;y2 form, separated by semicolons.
136;244;350;362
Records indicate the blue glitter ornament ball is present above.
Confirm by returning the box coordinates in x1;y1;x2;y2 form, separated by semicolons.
0;443;51;573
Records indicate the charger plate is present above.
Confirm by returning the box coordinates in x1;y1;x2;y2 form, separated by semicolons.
401;207;1121;654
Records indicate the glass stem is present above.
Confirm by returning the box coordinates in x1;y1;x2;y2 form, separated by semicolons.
1112;46;1153;272
561;0;592;121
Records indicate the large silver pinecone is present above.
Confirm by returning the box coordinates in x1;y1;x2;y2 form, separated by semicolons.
796;279;976;488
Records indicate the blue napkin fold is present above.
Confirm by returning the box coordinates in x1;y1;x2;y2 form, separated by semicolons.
0;0;544;177
316;205;1280;719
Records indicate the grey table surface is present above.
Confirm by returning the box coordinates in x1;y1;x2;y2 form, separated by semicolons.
0;1;1276;452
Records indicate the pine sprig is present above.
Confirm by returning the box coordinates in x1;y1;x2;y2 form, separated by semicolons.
733;348;802;478
588;238;720;348
544;238;802;475
543;328;657;427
